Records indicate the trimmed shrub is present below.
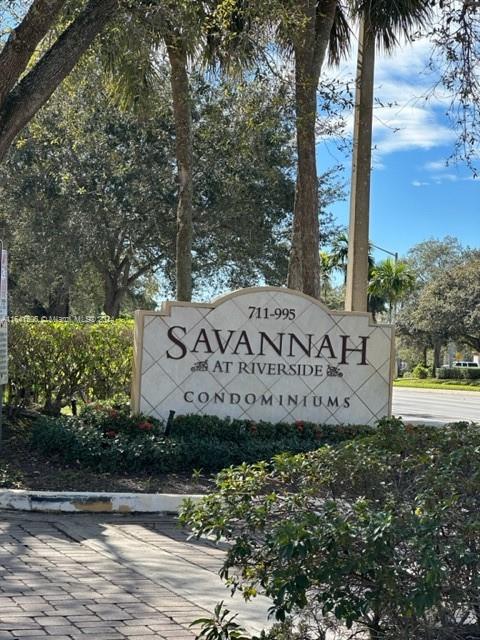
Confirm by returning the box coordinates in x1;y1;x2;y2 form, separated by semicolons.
181;419;480;640
8;319;133;414
171;414;372;445
437;366;480;380
30;408;373;475
0;463;22;488
31;414;183;473
79;402;161;436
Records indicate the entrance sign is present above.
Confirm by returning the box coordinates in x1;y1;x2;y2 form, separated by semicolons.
132;288;394;426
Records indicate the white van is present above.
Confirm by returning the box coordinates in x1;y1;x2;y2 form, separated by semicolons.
453;361;479;368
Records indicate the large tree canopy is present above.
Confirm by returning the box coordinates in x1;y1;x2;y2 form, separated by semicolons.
1;62;177;317
407;236;468;285
1;60;321;316
397;247;480;368
400;255;480;353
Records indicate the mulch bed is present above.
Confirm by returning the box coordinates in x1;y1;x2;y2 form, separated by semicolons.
0;421;215;494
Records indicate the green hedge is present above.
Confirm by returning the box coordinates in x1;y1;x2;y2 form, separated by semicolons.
436;366;480;380
8;320;133;414
171;414;371;445
30;405;373;474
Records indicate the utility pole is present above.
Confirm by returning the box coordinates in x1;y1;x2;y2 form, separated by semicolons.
345;17;376;313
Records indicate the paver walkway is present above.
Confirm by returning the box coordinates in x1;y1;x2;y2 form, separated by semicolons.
0;512;270;640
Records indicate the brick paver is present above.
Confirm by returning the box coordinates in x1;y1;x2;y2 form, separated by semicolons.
0;513;269;639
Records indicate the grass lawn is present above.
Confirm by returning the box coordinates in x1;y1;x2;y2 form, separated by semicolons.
394;378;480;392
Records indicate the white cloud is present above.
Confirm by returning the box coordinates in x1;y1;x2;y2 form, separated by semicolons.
435;173;459;182
432;174;479;184
424;159;448;171
372;158;385;170
422;158;480;183
325;36;454;160
373;103;455;154
373;40;454;156
412;180;429;187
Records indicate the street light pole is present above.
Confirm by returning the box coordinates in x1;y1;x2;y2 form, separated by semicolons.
370;242;398;263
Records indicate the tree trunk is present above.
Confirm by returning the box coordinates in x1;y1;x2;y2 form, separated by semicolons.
433;341;442;376
47;278;70;317
287;0;337;299
289;53;320;298
287;186;304;292
345;17;375;313
0;0;118;163
166;35;193;302
103;273;125;319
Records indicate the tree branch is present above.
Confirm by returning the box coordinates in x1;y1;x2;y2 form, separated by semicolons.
0;0;118;163
127;262;156;285
0;0;66;106
462;334;480;350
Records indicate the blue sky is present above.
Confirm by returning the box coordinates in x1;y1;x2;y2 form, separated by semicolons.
319;37;479;263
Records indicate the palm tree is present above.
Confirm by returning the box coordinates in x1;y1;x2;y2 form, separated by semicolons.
319;250;335;300
327;231;388;319
345;0;433;312
285;2;350;299
368;258;416;323
330;231;374;285
101;1;208;302
367;290;387;322
212;1;432;304
330;231;349;284
207;0;350;299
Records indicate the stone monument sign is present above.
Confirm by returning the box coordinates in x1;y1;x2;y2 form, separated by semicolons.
132;287;394;425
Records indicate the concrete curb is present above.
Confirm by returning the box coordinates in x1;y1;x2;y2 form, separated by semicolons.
0;489;203;514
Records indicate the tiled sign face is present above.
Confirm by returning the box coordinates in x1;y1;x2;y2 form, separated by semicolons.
132;288;394;426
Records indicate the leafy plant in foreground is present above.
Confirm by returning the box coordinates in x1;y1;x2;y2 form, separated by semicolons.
191;602;253;640
181;419;480;639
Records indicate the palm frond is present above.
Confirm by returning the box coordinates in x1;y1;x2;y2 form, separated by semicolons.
350;0;433;51
328;1;352;65
99;10;163;114
369;258;416;301
99;1;207;114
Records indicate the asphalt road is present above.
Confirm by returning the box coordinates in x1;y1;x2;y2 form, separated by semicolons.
392;387;480;424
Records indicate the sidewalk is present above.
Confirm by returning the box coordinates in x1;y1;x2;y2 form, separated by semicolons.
0;512;271;640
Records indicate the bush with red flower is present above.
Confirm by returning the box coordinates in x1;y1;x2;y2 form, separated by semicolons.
295;420;304;434
80;402;162;439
